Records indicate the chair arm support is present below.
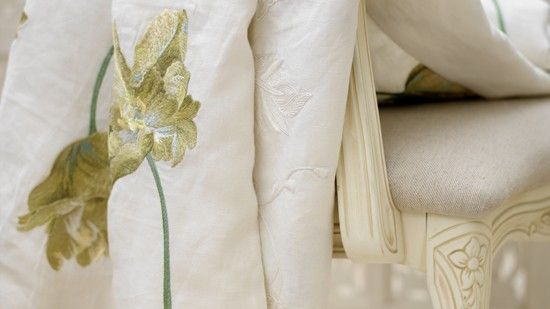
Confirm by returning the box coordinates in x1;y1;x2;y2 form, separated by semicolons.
335;0;404;263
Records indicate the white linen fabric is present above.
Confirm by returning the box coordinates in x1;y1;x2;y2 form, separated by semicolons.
0;1;115;308
481;0;550;70
367;0;550;97
109;1;266;308
251;1;358;308
0;0;359;308
0;0;266;308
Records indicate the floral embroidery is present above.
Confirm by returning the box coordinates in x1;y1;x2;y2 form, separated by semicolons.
19;5;198;275
110;10;199;180
255;55;312;135
18;133;111;270
17;42;114;270
403;65;475;99
18;9;198;309
449;237;488;307
110;10;199;309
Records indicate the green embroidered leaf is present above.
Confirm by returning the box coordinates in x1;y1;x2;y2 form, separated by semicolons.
18;133;112;270
404;65;476;99
110;9;199;171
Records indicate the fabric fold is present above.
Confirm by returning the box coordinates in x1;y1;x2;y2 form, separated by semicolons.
109;1;266;307
366;0;550;98
0;1;115;308
251;1;359;308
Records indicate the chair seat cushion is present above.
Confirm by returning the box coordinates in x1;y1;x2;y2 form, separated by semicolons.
380;97;550;218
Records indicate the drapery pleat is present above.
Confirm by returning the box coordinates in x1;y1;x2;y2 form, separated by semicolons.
0;1;359;308
251;1;359;308
0;1;115;308
366;0;550;98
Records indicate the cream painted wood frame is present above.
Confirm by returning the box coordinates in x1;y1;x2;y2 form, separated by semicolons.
334;1;550;308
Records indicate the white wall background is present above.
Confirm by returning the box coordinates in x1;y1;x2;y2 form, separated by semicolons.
1;1;549;308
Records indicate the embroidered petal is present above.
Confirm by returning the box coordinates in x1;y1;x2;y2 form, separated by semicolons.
18;199;80;232
133;10;188;87
163;61;190;106
27;150;70;212
175;95;200;120
136;67;165;108
75;198;109;267
68;133;112;197
150;119;197;167
44;198;108;270
109;130;154;180
112;24;132;94
46;214;76;270
19;133;112;270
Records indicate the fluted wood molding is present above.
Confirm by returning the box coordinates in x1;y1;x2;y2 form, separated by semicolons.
335;0;404;263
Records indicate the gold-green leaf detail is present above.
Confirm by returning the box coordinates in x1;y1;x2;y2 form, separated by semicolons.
16;11;28;38
18;132;112;270
404;65;476;99
110;10;199;179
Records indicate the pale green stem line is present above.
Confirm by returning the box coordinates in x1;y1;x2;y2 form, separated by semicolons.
146;154;172;309
492;0;507;33
89;46;114;135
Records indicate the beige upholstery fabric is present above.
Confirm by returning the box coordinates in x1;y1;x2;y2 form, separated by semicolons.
380;97;550;218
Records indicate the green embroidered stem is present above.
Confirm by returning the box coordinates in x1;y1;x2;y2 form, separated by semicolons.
146;154;172;309
89;47;114;135
491;0;507;33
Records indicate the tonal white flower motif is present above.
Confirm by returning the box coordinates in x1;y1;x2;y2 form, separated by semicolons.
449;237;488;290
255;55;312;135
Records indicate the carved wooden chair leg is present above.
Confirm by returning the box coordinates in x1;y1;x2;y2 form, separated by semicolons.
425;215;493;309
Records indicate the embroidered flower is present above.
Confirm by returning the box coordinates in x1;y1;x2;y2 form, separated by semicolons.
18;133;111;270
110;10;200;179
449;237;488;291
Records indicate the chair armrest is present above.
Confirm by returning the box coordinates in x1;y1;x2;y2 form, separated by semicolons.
335;0;404;263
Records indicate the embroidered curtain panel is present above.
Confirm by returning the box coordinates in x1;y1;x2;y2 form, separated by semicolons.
367;0;550;98
0;0;358;308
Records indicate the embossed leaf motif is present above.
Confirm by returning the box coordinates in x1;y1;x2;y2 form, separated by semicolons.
255;55;312;135
110;10;199;179
18;133;111;270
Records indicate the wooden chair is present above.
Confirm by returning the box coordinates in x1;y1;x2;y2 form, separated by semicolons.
334;1;550;308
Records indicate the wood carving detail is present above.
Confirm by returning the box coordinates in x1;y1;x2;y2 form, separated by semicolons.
447;237;489;308
428;196;550;309
431;231;491;309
